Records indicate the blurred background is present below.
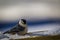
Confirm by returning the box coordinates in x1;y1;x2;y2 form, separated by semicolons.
0;0;60;34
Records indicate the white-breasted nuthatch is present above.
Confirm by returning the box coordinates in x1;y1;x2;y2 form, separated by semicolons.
17;19;27;35
3;19;27;35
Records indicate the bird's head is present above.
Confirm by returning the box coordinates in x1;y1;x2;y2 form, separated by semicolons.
19;19;27;27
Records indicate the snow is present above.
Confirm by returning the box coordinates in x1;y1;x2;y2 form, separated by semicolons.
1;38;9;40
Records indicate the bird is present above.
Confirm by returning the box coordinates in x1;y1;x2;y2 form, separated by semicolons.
3;19;28;35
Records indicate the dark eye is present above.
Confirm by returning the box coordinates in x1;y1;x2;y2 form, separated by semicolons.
21;19;26;24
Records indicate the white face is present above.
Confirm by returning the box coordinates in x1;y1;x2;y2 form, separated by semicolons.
19;20;25;25
19;20;26;27
19;20;22;25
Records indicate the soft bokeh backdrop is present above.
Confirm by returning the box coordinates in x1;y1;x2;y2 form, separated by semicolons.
0;0;60;33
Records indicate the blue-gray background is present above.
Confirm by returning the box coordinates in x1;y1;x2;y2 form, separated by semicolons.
0;0;60;33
